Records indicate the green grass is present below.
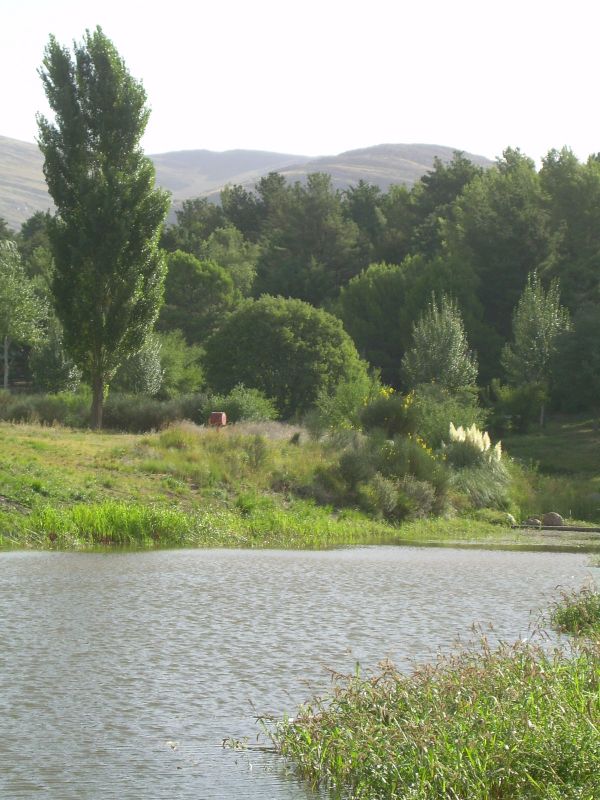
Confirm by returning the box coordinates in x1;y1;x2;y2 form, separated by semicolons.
503;417;600;523
550;584;600;636
272;636;600;799
503;416;600;475
0;417;598;550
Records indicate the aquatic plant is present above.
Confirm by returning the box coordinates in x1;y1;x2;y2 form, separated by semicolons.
273;635;600;799
550;583;600;636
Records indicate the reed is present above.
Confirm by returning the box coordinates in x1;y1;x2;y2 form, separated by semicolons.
550;584;600;636
273;635;600;799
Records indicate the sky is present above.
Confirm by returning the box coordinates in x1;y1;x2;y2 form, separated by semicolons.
2;0;599;162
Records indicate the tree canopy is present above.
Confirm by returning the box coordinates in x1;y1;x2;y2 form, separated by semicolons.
502;272;569;382
204;295;367;416
402;294;478;392
158;250;238;344
0;241;45;389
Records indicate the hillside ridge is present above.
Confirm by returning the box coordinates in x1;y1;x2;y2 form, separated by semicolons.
0;135;493;230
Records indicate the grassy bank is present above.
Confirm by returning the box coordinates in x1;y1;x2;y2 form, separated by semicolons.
0;419;598;551
503;416;600;523
272;590;600;799
0;421;503;550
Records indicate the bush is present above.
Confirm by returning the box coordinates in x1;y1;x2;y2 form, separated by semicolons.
451;460;511;510
338;435;379;490
378;435;444;488
311;372;381;435
409;384;485;448
360;390;414;438
488;380;548;434
0;390;89;426
398;475;438;519
330;432;447;518
357;472;405;521
102;394;183;432
443;423;502;469
102;392;214;432
204;295;368;417
209;384;278;423
358;473;438;522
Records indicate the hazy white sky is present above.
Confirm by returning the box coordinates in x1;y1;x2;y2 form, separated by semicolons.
2;0;599;161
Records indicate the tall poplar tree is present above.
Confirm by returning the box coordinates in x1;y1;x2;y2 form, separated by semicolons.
37;28;169;428
501;272;570;426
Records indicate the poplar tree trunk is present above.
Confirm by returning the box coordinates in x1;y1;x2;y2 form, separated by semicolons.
90;374;104;430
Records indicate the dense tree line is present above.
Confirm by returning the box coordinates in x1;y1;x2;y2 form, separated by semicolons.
1;29;598;426
2;142;599;422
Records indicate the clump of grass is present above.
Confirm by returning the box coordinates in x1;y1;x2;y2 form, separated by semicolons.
2;497;398;551
550;583;600;636
24;501;198;547
273;638;600;799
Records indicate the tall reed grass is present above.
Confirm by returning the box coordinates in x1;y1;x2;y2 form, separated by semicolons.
273;636;600;799
550;584;600;636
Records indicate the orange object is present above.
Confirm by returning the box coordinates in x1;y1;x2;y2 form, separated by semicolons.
209;411;227;428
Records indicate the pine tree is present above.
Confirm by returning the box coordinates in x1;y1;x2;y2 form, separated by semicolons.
402;294;478;391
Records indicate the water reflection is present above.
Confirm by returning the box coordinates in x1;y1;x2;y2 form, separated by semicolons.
0;546;594;799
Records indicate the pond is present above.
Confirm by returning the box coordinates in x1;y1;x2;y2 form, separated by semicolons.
0;546;596;799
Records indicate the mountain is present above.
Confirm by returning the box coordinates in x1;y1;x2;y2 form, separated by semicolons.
0;135;493;231
151;148;312;201
0;136;49;230
278;143;492;191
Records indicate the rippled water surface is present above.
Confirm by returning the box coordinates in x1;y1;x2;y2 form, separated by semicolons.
0;546;595;799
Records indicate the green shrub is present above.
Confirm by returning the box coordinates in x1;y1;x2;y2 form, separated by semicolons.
358;473;438;522
360;391;414;437
312;372;381;435
550;584;600;635
103;394;185;432
451;460;511;510
357;472;404;520
489;380;547;434
409;384;485;448
210;384;278;423
378;435;443;487
338;434;379;490
398;475;437;519
0;391;89;426
28;392;89;427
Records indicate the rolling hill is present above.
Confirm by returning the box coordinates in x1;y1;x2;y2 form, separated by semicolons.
0;135;493;231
